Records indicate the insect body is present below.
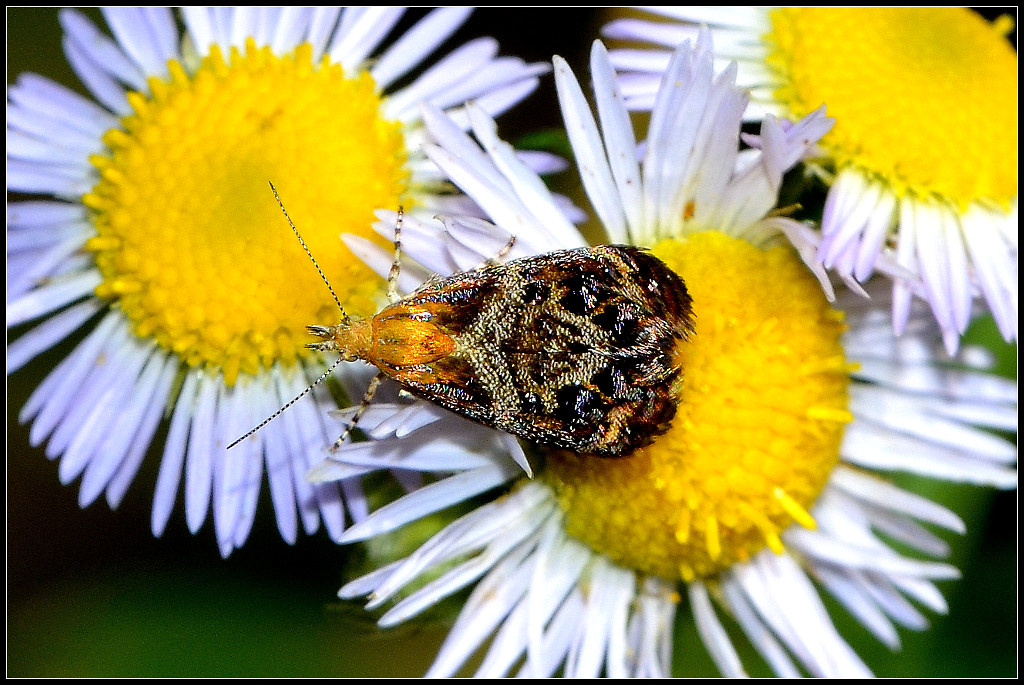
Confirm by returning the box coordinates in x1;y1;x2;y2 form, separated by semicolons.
229;184;694;458
309;244;694;458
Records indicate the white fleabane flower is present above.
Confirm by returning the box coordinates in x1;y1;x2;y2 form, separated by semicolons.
7;6;548;557
604;7;1017;354
309;35;1017;676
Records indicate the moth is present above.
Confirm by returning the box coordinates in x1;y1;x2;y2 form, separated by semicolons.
231;184;694;458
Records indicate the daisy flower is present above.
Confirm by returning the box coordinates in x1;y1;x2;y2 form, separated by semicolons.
6;7;548;557
308;36;1017;676
603;7;1018;354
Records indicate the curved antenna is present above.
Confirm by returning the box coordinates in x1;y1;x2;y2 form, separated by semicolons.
227;357;343;450
268;181;348;322
228;183;350;449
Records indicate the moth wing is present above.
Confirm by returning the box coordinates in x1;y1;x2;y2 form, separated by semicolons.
379;246;691;458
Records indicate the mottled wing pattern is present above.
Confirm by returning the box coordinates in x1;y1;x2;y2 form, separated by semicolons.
379;245;693;457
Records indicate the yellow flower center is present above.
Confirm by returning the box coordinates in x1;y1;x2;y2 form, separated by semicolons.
83;40;409;385
544;232;852;581
765;7;1017;210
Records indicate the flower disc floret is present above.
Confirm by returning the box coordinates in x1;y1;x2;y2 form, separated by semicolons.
546;232;852;580
84;40;409;385
767;7;1017;209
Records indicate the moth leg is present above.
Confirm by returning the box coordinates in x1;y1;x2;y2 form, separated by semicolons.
386;207;404;304
491;234;516;263
329;372;385;452
474;234;517;271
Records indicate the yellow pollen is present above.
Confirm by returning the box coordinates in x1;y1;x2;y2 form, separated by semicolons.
83;40;409;385
765;8;1017;210
544;232;850;580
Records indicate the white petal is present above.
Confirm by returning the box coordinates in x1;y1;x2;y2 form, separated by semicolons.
744;553;872;677
337;462;519;541
554;52;626;241
961;205;1018;341
8;72;117;140
720;577;802;676
150;367;198;535
787;528;960;580
426;537;538;677
78;346;169;505
59;9;147;93
327;7;404;73
100;7;178;77
527;519;591;675
7;299;101;374
643;37;714;239
371;7;472;90
517;589;585;677
813;566;901;649
36;320;131;453
267;6;313;54
690;581;746;677
184;373;219;533
465;104;579;250
385;38;497;117
591;41;646;240
7;236;89;303
56;337;152;485
258;379;300;544
106;351;177;509
602;17;692;47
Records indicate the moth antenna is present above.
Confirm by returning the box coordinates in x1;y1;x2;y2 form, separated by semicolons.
227;357;344;450
329;372;384;451
268;181;348;323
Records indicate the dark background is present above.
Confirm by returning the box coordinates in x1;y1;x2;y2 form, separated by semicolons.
7;7;1017;677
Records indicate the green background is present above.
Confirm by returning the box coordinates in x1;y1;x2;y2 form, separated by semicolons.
7;7;1017;678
